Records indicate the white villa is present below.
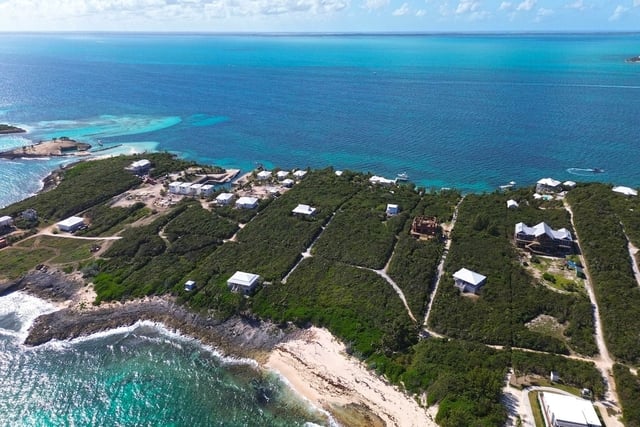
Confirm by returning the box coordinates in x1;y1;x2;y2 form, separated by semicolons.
236;196;259;209
227;271;261;295
293;170;307;179
515;222;574;255
127;159;151;175
292;204;317;217
256;170;272;180
184;280;196;291
56;216;85;233
539;392;601;427
507;199;519;209
276;171;290;180
386;204;399;216
536;177;562;193
281;179;295;188
216;193;235;205
369;175;395;186
179;182;193;195
168;182;182;194
453;268;487;294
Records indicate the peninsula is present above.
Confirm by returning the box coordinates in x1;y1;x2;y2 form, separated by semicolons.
626;56;640;63
1;153;639;427
0;124;26;134
0;136;91;159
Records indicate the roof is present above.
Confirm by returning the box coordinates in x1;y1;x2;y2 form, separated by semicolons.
216;193;234;201
282;178;295;185
369;175;395;185
453;268;486;286
537;177;562;187
236;196;259;205
276;171;289;178
179;182;192;188
506;199;519;208
515;222;572;241
256;171;272;179
169;181;182;187
0;215;12;223
228;271;261;288
293;170;307;178
190;183;204;189
541;392;601;427
613;186;638;196
563;180;577;187
292;204;317;215
130;159;150;168
57;216;84;228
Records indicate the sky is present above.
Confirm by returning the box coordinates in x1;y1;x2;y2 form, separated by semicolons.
0;0;638;33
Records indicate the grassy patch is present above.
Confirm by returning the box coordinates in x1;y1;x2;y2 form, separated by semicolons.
529;392;545;427
0;247;57;280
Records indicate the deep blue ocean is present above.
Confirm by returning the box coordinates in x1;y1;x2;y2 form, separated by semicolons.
1;33;640;425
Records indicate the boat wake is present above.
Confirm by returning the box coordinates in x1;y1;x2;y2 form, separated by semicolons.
567;167;605;176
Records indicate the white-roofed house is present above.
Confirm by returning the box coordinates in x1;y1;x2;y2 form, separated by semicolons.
127;159;151;175
612;186;638;197
369;175;395;186
563;181;577;190
201;184;215;197
276;170;290;181
236;196;259;209
216;193;235;205
56;216;85;233
190;183;204;196
515;222;574;255
281;178;295;188
536;177;562;193
506;199;519;209
227;271;262;295
0;215;13;229
293;170;307;179
292;204;317;217
184;280;196;292
453;268;487;294
386;204;399;216
539;392;601;427
168;181;182;195
256;170;272;181
179;182;193;195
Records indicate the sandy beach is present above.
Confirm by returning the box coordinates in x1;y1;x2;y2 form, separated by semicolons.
266;327;438;427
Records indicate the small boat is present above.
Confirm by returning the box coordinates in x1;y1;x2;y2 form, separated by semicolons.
396;172;409;181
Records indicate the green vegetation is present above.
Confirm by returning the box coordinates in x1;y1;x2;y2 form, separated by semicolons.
613;364;640;427
429;191;597;356
567;184;640;364
0;124;25;134
79;202;150;237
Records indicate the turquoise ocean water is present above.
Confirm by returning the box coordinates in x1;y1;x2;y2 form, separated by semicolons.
1;33;640;425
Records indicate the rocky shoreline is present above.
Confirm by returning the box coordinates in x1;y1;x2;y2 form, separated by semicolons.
1;271;299;361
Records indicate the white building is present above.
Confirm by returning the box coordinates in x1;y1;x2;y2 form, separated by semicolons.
539;392;601;427
56;216;85;233
201;184;215;197
168;182;182;194
612;186;638;197
179;182;193;195
216;193;235;205
293;170;307;179
276;171;290;180
127;159;151;175
536;177;562;193
292;204;317;217
563;181;577;189
507;199;519;209
0;216;13;228
190;183;204;196
227;271;261;295
236;196;259;209
281;179;295;188
369;175;395;186
184;280;196;291
386;204;399;216
256;170;272;180
453;268;487;294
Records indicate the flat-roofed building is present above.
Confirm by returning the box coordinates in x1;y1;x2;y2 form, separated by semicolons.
216;193;235;205
127;159;151;175
56;216;85;233
293;170;307;179
386;204;399;216
539;392;601;427
0;215;13;228
168;181;182;194
201;184;215;197
236;196;259;209
179;182;193;195
256;170;272;180
276;171;290;180
292;204;317;217
227;271;261;295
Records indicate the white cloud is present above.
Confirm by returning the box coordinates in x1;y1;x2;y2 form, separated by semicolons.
455;0;479;14
439;1;450;16
534;6;553;21
498;1;512;11
362;0;388;10
392;2;409;15
516;0;536;11
565;0;584;10
609;4;628;20
415;8;426;16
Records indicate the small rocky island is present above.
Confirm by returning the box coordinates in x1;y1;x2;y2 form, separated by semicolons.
0;136;91;159
0;124;26;134
626;55;640;63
